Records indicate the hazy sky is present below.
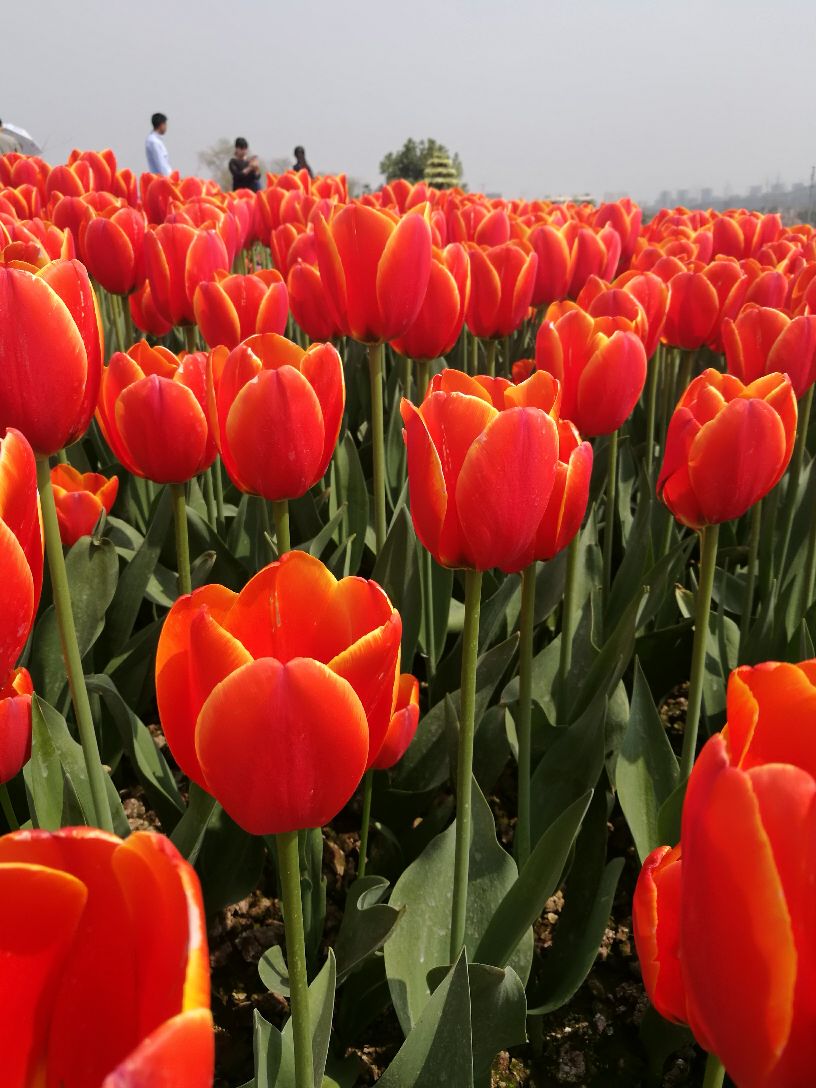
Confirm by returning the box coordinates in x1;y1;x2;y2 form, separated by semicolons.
4;0;814;202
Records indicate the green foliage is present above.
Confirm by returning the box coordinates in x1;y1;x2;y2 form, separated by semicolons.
379;137;463;187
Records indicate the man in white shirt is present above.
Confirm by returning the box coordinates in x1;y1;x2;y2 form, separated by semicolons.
145;112;172;175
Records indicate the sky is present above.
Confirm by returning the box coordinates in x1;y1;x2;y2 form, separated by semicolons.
3;0;814;203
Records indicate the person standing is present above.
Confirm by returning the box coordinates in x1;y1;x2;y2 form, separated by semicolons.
228;138;261;192
293;145;314;178
145;112;171;176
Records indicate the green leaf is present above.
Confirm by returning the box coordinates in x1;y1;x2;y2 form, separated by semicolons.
639;1005;694;1077
307;504;348;560
373;506;421;666
254;951;337;1088
299;827;328;966
86;673;184;829
198;807;266;914
30;536;119;704
24;695;65;830
335;876;402;983
331;433;369;575
474;790;592;969
616;660;679;862
258;944;290;998
426;961;527;1088
657;778;687;847
384;777;532;1033
378;952;474;1088
105;487;172;653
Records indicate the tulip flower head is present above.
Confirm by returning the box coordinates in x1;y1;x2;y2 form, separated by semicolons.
208;333;344;501
156;551;402;834
657;369;797;529
193;269;289;349
0;667;33;785
370;673;420;771
401;369;561;571
465;241;537;340
723;306;816;399
0;428;43;678
97;342;216;484
50;464;118;546
82;205;147;296
0;827;213;1087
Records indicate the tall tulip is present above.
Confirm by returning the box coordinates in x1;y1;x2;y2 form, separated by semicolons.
82;205;147;297
314;202;433;549
465;241;538;349
662;270;720;351
0;826;213;1087
144;223;229;329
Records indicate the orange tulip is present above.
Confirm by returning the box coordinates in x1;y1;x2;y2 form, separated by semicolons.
287;259;346;340
0;260;102;455
0;668;33;785
0;430;43;678
634;659;816;1087
208;333;344;500
370;673;420;771
97;342;215;484
82;206;147;296
390;245;469;360
129;280;173;337
657;369;797;528
144;223;229;327
155;551;402;832
50;464;118;546
723;306;816;399
662;270;720;350
465;242;537;339
193;269;288;348
314;203;433;343
401;369;560;571
534;309;648;436
528;224;570;308
0;826;213;1087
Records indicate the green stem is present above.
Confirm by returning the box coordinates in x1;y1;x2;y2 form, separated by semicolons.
367;342;387;551
0;783;19;830
602;429;619;612
259;498;275;561
399;355;412;401
171;483;192;596
273;498;291;555
516;563;537;868
421;546;437;680
416;358;431;402
702;1053;725;1088
803;493;816;616
183;325;197;355
758;485;778;602
36;455;112;832
502;334;511;374
776;385;813;575
450;568;483;961
485;339;497;377
738;501;761;659
645;346;661;476
214;456;225;534
358;770;374;878
681;524;720;781
471;333;479;376
203;467;217;527
558;534;580;722
276;830;314;1088
121;292;135;348
460;327;468;374
675;348;695;406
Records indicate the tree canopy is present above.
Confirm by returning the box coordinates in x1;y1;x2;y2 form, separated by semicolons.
379;137;463;188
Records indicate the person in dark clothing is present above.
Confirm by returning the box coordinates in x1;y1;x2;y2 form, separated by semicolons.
293;145;314;178
229;137;261;191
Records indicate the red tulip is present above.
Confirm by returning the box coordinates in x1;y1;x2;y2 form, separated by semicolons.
97;343;215;484
534;308;648;436
208;333;344;500
0;430;43;674
83;206;147;296
657;369;797;528
401;369;560;571
528;224;571;308
723;306;816;399
465;242;537;339
0;668;33;785
50;464;118;546
129;280;173;337
662;271;720;350
314;203;433;343
155;551;402;831
0;260;102;454
371;673;420;771
390;245;469;360
632;843;685;1024
287;260;346;340
0;826;213;1087
144;223;229;327
193;269;288;348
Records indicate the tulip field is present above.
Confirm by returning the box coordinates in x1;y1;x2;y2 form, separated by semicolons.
3;147;816;1088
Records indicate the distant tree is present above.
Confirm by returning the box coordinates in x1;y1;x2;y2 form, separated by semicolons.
379;137;463;187
197;138;233;189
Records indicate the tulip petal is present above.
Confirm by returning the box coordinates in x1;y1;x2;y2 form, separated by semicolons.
401;398;448;562
101;1008;214;1088
115;376;210;484
632;845;687;1024
376;212;432;341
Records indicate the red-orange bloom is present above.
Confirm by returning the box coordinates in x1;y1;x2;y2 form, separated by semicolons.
723;306;816;400
129;280;173;337
50;464;118;546
657;369;797;528
634;659;816;1087
534;309;648;436
390;245;469;360
465;242;537;339
82;206;147;296
208;333;344;500
155;551;402;832
97;343;215;484
0;261;102;455
0;826;213;1087
0;668;33;785
144;223;229;327
401;370;560;571
371;673;420;771
314;203;433;343
662;271;720;350
0;430;43;677
193;269;288;349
